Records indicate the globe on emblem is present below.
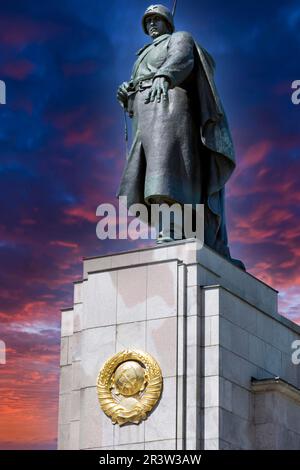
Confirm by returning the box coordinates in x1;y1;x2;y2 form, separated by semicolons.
113;360;146;396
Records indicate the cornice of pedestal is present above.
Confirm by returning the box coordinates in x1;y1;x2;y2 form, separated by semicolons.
251;377;300;404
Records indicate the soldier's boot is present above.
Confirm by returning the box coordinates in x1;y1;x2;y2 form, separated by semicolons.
156;220;184;244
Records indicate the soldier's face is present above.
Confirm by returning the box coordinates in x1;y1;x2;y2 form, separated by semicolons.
145;15;169;39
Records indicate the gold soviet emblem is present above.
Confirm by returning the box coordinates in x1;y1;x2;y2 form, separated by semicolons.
97;350;163;426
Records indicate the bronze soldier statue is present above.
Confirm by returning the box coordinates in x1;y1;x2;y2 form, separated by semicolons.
117;4;245;270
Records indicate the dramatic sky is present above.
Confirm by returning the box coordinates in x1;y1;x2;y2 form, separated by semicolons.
0;0;299;450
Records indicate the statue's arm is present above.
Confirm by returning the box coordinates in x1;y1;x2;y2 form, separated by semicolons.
154;32;195;88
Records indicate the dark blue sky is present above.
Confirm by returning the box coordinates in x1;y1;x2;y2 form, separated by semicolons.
0;0;299;448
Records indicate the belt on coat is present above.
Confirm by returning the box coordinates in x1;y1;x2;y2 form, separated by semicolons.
126;75;155;117
128;74;155;93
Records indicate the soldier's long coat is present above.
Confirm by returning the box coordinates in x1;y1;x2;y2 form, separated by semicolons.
117;32;236;257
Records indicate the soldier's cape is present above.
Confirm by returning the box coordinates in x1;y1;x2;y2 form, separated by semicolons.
193;41;235;236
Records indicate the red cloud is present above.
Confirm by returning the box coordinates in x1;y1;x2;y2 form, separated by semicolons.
2;60;35;80
64;127;96;147
242;140;273;168
64;205;97;223
50;240;79;250
47;106;87;129
0;324;60;449
0;300;63;324
0;16;65;46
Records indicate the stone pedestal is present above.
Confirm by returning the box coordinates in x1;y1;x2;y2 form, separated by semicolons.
58;240;300;450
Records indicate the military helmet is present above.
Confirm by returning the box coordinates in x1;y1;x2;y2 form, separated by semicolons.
142;4;175;35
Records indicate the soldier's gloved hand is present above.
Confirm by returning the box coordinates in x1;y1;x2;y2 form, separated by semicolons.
145;77;169;104
117;81;130;108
